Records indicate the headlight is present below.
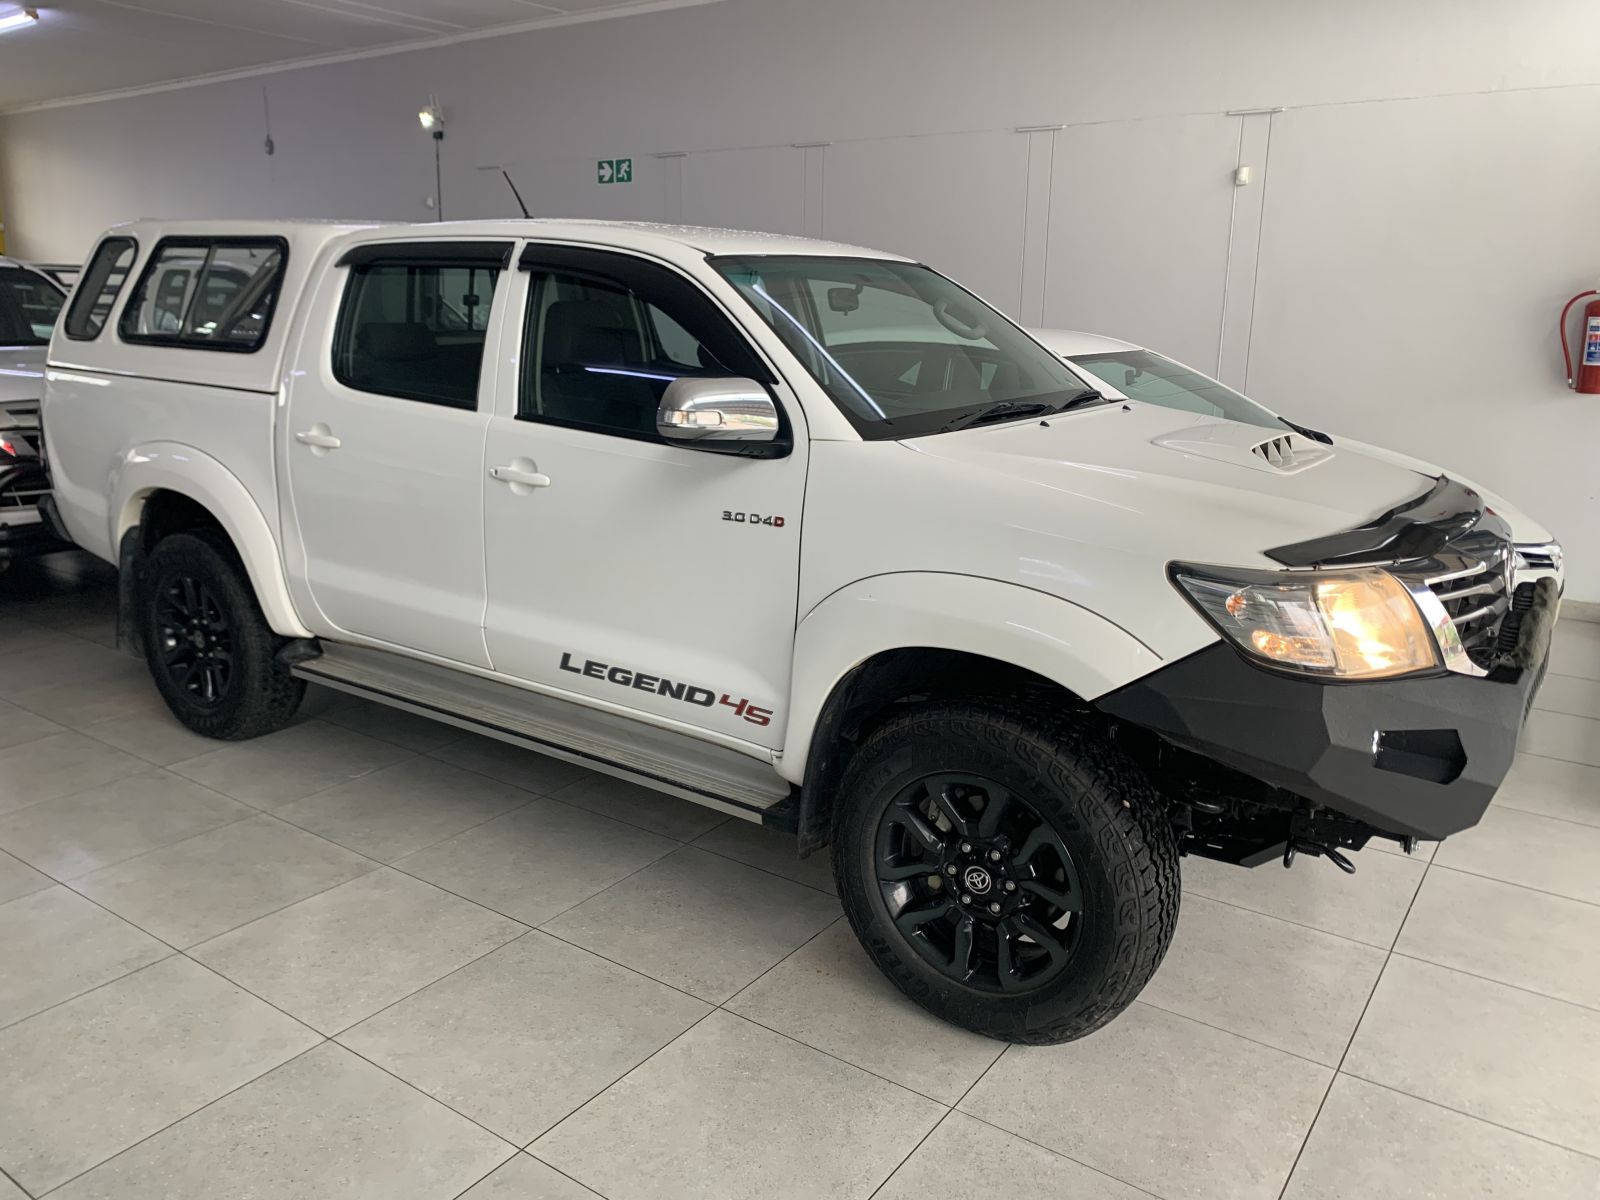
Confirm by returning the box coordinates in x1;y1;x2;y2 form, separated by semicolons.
1173;565;1440;679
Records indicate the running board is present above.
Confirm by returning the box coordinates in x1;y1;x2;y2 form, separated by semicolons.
292;644;794;824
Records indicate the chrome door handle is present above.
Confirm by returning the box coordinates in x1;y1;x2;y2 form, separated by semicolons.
489;464;552;488
294;429;341;450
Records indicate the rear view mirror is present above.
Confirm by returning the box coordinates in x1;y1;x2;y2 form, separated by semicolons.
827;285;862;314
657;377;779;444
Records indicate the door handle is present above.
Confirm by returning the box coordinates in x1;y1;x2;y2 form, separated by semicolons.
489;464;552;489
294;428;342;450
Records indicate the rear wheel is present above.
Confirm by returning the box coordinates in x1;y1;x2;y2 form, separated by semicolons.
832;700;1179;1044
140;532;305;739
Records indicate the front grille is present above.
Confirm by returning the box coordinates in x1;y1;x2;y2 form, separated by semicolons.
1516;543;1562;573
1420;531;1514;670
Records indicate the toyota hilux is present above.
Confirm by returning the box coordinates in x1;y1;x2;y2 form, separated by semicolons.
41;219;1561;1043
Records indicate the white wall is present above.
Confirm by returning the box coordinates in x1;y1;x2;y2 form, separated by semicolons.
3;0;1599;596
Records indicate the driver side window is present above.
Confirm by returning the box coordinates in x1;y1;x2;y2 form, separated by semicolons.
517;248;771;442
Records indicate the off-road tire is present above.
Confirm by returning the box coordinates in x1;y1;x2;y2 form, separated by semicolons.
140;532;305;739
832;699;1179;1044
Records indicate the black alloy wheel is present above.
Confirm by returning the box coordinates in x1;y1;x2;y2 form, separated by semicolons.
154;573;236;708
875;773;1083;993
140;531;305;739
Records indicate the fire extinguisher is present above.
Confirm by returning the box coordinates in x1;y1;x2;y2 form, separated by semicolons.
1560;289;1600;393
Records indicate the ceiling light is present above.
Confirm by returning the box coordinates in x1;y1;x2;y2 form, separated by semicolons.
418;104;443;132
0;7;39;34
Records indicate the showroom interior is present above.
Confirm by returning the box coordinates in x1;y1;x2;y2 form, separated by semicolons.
1;0;1599;1197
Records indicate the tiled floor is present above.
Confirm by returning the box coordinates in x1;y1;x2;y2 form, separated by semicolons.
2;550;1599;1199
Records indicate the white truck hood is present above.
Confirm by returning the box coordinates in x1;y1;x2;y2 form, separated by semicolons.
905;403;1436;562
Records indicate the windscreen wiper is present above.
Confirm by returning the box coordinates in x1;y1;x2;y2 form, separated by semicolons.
939;389;1108;433
938;400;1059;432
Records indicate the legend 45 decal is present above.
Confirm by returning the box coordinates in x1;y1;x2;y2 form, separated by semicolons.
559;652;774;727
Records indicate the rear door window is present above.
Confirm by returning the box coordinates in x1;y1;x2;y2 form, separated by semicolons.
118;238;287;352
63;236;137;341
332;243;509;409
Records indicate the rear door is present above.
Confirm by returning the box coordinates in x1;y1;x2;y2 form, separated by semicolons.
479;244;807;748
282;240;511;666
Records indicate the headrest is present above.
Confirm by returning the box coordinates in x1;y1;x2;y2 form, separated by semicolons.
543;299;640;365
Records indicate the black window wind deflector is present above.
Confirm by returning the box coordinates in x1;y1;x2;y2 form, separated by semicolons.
338;241;514;270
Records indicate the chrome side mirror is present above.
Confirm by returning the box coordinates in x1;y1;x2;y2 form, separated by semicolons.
657;377;778;444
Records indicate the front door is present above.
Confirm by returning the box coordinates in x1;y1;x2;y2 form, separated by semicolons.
284;240;511;666
481;245;806;748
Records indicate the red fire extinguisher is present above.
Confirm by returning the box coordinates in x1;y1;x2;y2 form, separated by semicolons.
1560;289;1600;393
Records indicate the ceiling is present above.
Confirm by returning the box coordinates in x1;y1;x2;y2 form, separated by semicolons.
0;0;716;111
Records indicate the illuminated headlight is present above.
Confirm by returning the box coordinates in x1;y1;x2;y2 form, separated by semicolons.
1173;565;1441;679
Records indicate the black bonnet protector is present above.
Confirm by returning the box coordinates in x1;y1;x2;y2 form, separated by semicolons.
1265;476;1483;568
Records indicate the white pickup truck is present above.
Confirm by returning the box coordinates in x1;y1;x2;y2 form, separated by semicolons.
41;218;1561;1044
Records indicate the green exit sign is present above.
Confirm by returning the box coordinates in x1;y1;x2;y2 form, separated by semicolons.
597;157;633;185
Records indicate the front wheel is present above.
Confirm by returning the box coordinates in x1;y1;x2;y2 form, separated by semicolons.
140;532;305;740
832;701;1179;1044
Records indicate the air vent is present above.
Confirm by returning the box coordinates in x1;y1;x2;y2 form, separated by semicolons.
1252;434;1311;470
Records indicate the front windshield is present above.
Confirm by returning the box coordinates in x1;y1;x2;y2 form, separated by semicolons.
1069;349;1282;431
713;256;1088;439
0;267;68;346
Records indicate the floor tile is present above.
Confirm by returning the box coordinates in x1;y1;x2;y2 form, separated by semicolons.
1285;1074;1600;1199
0;849;50;904
193;868;526;1034
961;1004;1332;1200
343;931;708;1143
0;956;320;1195
542;846;840;1002
876;1110;1146;1200
1520;708;1600;767
462;1156;603;1199
0;698;64;751
7;663;163;730
395;799;676;926
533;1010;941;1200
1535;671;1600;720
1345;955;1600;1156
0;768;252;879
432;735;594;796
550;773;728;841
49;1042;513;1200
1141;894;1386;1065
169;720;413;809
73;814;376;947
0;731;146;816
0;886;169;1027
80;707;220;767
1181;849;1423;947
0;1169;25;1200
692;819;837;894
728;920;1000;1103
322;694;466;752
1396;866;1600;1008
273;756;535;863
0;637;135;698
1550;620;1600;681
1494;753;1600;827
1433;804;1600;904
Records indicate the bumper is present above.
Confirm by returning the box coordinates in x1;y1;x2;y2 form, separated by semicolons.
0;467;71;563
1097;579;1556;841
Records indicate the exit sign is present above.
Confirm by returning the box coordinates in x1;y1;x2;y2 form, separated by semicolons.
597;158;633;185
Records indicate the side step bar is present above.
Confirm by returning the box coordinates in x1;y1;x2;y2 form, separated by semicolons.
292;643;796;826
